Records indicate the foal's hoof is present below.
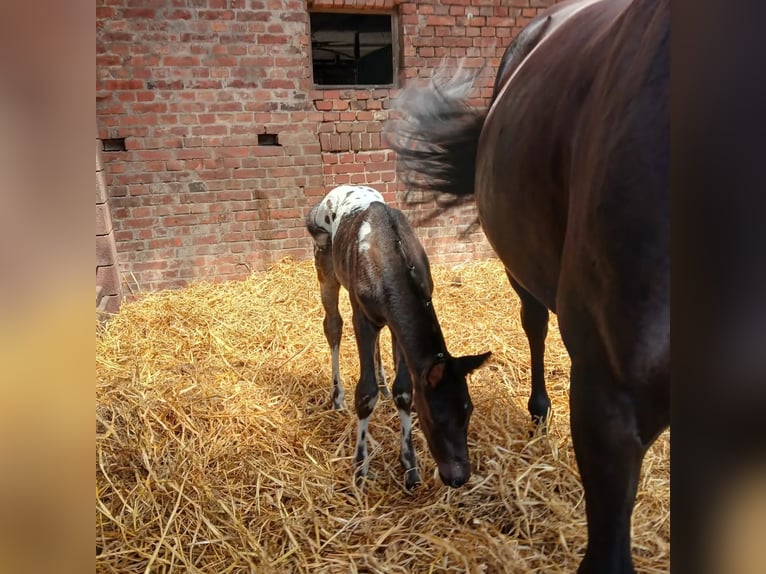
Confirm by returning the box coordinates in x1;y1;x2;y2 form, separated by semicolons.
331;384;345;410
354;468;370;488
404;468;421;491
331;391;345;410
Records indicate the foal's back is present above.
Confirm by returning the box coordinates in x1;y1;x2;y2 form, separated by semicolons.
332;201;433;324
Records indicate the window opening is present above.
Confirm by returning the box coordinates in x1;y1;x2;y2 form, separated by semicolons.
258;133;280;146
310;12;394;86
102;138;126;152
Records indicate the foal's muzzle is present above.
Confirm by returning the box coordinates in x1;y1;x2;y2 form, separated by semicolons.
438;460;471;488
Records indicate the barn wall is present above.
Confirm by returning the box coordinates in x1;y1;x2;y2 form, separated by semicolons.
96;137;123;314
96;0;555;295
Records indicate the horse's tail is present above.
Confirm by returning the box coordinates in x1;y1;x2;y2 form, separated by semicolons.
385;63;487;214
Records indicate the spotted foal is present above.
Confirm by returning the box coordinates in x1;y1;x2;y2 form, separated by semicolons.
307;185;491;489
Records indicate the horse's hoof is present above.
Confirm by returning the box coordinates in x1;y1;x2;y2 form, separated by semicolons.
404;468;421;490
530;416;548;433
405;477;421;491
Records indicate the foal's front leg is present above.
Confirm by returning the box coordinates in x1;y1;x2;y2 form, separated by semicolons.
313;247;344;409
351;306;382;486
391;334;421;489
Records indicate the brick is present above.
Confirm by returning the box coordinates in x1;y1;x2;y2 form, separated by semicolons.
332;100;349;111
258;34;288;44
96;202;113;236
96;170;109;203
164;56;200;66
96;139;105;171
425;15;456;26
96;232;120;267
96;264;122;297
97;294;122;316
134;149;174;161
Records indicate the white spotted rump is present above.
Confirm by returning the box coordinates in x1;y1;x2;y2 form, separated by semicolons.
310;185;385;240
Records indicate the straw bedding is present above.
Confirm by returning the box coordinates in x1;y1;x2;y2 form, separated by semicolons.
96;258;669;573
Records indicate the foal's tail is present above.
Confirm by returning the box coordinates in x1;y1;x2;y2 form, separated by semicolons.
385;63;488;214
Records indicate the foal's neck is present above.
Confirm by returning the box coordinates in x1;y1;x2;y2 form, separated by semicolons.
388;285;448;377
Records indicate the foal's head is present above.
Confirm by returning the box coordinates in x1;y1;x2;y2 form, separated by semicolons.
414;351;491;488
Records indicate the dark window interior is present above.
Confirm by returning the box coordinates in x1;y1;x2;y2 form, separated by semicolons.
310;12;394;86
102;138;126;152
258;133;279;146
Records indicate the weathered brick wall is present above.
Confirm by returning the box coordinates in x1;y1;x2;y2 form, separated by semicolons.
96;0;555;294
96;138;123;314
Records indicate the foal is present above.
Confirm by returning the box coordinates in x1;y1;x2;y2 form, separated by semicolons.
306;185;490;489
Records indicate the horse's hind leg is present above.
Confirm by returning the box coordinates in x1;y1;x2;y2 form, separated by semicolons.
351;304;382;486
570;361;669;574
391;333;421;490
313;247;344;409
373;333;392;399
507;274;551;424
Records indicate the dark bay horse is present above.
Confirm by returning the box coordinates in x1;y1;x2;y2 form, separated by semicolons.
386;0;669;571
306;185;490;489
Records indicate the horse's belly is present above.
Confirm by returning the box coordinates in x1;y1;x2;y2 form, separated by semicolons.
474;126;564;313
478;197;560;311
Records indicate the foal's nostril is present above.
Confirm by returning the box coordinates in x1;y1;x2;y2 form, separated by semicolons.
438;464;470;488
449;475;467;488
439;474;467;488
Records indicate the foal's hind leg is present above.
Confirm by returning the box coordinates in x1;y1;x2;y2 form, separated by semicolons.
569;361;669;574
391;333;421;490
373;334;392;399
507;274;551;424
351;305;382;485
313;247;344;409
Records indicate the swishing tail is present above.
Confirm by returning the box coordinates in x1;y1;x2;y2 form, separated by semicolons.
385;63;488;218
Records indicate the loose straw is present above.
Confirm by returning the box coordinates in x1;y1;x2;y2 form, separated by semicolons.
97;258;669;573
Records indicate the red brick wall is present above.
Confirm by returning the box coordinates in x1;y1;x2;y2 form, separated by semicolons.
96;0;555;294
96;138;123;314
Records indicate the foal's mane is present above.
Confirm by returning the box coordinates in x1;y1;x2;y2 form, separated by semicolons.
378;204;447;365
382;205;433;306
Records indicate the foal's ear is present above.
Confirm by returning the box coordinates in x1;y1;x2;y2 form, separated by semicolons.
454;351;492;376
426;361;446;388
